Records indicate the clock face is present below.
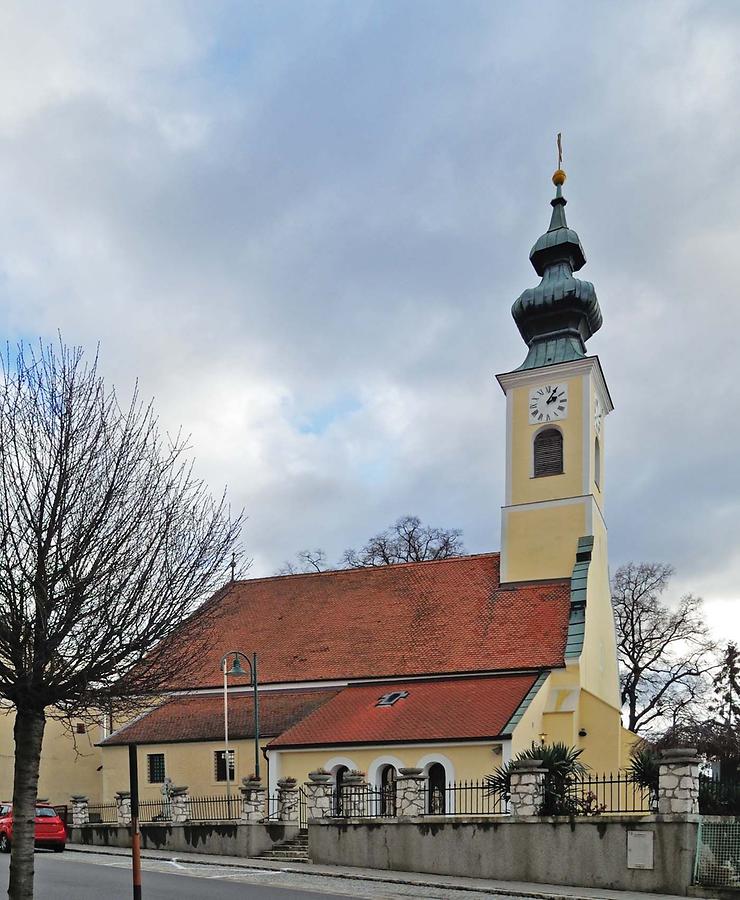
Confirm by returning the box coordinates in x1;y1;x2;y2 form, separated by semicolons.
594;395;603;435
529;383;568;424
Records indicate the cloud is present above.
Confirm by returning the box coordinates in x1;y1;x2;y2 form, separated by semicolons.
0;0;737;639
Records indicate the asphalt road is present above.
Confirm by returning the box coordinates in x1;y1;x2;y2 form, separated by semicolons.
0;850;529;899
0;852;357;899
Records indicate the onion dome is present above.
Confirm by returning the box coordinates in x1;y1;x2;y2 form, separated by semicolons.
511;170;602;370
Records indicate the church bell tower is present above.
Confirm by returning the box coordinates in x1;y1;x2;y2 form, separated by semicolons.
497;166;613;585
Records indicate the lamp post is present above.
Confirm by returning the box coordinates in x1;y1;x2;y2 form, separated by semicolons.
220;650;261;803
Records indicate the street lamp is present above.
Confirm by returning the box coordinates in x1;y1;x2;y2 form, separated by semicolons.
220;650;261;803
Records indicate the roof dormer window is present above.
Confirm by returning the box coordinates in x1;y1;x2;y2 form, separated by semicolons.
376;690;408;707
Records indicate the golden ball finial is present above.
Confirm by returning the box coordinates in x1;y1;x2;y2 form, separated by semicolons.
552;169;566;187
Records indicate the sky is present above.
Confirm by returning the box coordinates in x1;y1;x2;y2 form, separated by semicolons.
0;0;737;641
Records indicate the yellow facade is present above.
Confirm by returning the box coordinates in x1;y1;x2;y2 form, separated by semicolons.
503;501;586;582
272;741;504;788
101;738;273;801
496;354;625;773
0;707;103;805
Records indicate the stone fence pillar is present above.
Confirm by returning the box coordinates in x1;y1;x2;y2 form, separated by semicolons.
396;768;425;817
115;790;132;826
70;795;89;826
240;779;266;823
509;759;546;817
658;748;700;815
277;778;299;823
171;786;190;823
303;779;334;820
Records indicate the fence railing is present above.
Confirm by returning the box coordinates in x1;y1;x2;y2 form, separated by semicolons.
426;780;506;816
88;802;117;824
188;794;241;821
138;799;172;823
265;794;282;820
565;772;655;814
331;786;397;818
699;773;740;817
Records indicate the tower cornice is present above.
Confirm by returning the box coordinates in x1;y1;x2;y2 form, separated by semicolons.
496;355;614;414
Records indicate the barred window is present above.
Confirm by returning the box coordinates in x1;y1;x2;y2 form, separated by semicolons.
214;750;235;783
147;753;165;784
533;428;563;477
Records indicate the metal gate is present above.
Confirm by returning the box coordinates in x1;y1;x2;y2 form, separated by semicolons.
694;819;740;889
299;787;308;829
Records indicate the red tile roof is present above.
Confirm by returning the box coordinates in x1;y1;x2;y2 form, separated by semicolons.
269;674;538;747
159;553;570;689
100;688;339;746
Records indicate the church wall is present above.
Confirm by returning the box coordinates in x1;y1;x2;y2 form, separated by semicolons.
274;741;504;787
576;690;621;773
579;514;621;709
620;726;641;768
502;501;585;582
101;737;272;802
510;672;551;754
0;706;103;805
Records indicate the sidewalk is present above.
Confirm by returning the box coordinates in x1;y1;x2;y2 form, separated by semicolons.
66;842;689;900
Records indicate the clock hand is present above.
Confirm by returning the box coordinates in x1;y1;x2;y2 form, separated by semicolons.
546;391;558;404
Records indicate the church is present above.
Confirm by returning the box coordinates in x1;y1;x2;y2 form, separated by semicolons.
94;165;633;804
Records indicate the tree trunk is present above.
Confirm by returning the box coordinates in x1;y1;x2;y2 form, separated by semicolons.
8;707;46;900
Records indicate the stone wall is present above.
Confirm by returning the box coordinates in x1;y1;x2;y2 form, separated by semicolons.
68;821;299;858
309;816;702;896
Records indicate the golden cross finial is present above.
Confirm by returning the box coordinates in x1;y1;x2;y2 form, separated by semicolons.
553;133;566;187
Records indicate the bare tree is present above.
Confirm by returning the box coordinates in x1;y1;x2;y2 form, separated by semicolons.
341;515;464;568
612;562;717;734
0;342;241;900
276;548;327;575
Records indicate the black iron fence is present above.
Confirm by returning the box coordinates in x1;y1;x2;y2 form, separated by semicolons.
188;794;241;821
332;786;397;818
564;772;655;815
87;802;117;824
138;799;172;823
426;780;506;816
699;773;740;816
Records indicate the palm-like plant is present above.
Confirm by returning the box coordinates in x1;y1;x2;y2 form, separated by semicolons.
486;742;589;815
626;743;660;810
627;743;660;791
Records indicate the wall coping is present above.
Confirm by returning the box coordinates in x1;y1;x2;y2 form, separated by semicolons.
70;820;297;831
308;813;705;826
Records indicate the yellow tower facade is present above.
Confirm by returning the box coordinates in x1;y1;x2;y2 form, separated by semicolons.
496;169;626;766
498;356;612;585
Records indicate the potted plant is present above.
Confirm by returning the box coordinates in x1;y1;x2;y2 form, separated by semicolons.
242;773;262;790
277;776;297;789
343;769;365;785
308;767;332;783
399;767;423;777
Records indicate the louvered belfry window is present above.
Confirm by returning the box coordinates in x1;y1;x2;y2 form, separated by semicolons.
533;428;563;477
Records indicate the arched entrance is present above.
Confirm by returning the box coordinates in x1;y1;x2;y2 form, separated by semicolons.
427;762;446;814
333;765;348;816
379;764;397;816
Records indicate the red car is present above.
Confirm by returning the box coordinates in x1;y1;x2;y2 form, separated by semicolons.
0;804;66;852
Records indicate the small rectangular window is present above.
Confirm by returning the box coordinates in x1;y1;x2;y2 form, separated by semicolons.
76;723;86;734
214;750;235;782
147;753;166;784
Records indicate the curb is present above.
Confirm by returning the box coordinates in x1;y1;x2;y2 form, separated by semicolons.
64;845;627;900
